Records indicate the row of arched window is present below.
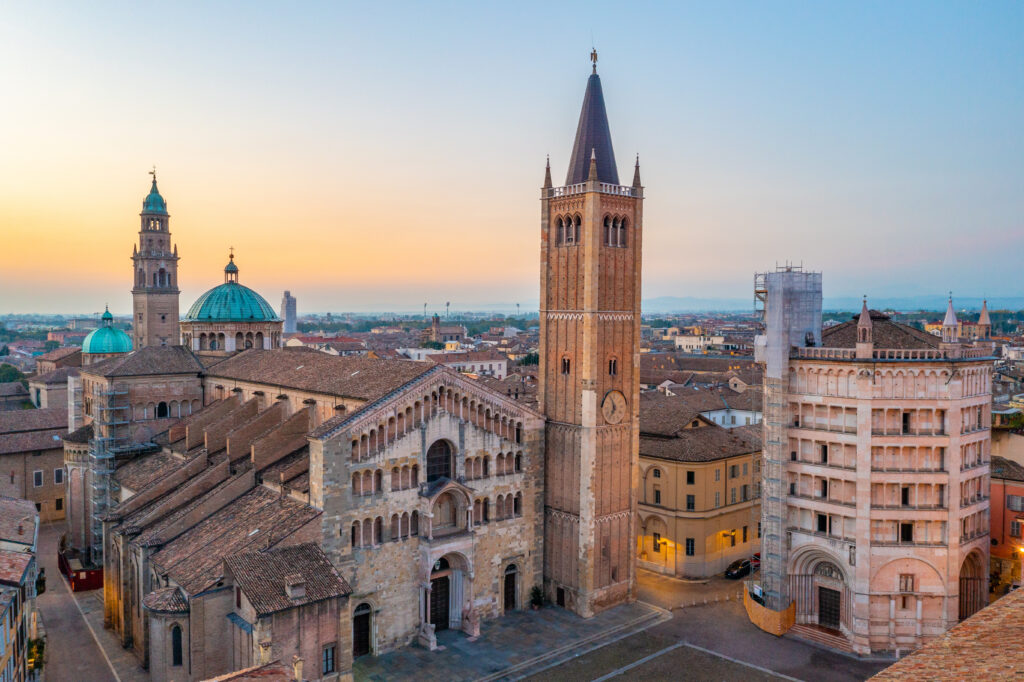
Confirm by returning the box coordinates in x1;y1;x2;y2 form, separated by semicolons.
603;215;628;247
352;465;423;495
351;512;420;547
553;214;630;247
134;400;199;420
464;451;523;479
138;268;173;288
350;393;523;462
472;493;522;524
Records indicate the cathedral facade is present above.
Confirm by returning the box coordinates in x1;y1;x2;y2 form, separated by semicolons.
69;57;644;681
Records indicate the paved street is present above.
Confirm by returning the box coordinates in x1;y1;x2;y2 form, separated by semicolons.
35;522;117;682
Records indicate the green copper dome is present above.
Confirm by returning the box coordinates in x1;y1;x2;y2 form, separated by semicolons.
186;254;278;323
185;283;279;322
83;307;133;354
143;177;168;215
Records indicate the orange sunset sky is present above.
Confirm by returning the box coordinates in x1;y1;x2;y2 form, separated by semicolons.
2;3;1021;315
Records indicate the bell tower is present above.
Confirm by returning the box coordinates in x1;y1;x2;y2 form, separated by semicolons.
539;53;643;617
131;169;180;348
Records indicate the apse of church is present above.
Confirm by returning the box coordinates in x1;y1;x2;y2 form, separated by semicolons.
539;53;643;617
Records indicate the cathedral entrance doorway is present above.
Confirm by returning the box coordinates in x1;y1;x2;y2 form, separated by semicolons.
503;564;518;612
352;603;372;657
818;587;841;630
430;575;450;631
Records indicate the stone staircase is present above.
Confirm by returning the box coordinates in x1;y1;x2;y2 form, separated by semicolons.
787;623;854;654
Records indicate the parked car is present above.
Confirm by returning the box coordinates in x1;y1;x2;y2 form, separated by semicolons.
725;553;762;580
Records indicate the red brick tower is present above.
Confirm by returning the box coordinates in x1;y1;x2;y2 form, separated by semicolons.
539;52;643;616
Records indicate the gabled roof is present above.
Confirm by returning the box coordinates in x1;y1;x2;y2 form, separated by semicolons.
29;366;79;386
206;349;435;402
565;71;619;185
991;455;1024;483
0;407;67;434
225;543;350;616
36;346;82;363
82;346;204;378
0;383;27;398
142;586;189;614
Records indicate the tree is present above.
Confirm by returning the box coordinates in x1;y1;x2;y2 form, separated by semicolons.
44;340;60;351
420;340;445;350
0;345;7;357
520;352;539;366
0;364;25;385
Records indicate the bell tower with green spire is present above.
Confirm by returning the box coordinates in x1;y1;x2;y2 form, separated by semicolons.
131;169;180;348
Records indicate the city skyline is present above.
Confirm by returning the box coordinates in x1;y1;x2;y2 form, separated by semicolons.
2;2;1022;314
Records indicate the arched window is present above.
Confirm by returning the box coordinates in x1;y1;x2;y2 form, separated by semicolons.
410;511;419;536
255;332;264;348
351;520;361;547
556;217;565;245
619;218;628;247
209;338;218;350
153;272;158;286
171;624;183;666
157;402;168;418
514;492;522;517
426;440;452;482
515;452;522;472
373;517;382;545
561;357;571;375
374;469;382;492
574;215;582;243
609;357;618;376
390;514;399;541
604;215;612;245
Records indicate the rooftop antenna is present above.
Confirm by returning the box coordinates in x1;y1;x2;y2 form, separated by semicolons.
423;302;427;318
446;302;450;319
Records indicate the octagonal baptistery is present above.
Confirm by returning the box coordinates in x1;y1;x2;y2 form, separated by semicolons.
181;253;282;354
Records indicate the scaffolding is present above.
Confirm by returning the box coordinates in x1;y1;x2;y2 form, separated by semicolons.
88;385;130;562
753;266;822;612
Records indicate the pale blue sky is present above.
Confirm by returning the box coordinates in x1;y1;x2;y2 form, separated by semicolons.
1;2;1021;312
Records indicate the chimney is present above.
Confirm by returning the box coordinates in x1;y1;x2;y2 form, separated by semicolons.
285;574;306;600
292;655;304;682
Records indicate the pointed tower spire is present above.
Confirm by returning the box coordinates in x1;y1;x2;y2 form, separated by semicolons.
942;294;958;343
543;155;552;189
565;56;619;185
632;154;641;188
978;299;991;339
856;297;873;357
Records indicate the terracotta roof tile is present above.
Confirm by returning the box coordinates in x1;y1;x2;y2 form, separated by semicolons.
29;366;79;386
871;587;1024;680
63;423;93;444
0;497;38;545
114;451;182;492
225;543;350;616
82;346;204;378
0;428;65;455
36;346;81;363
142;586;189;613
206;349;435;401
823;316;941;350
0;383;27;398
204;660;293;681
0;550;32;585
0;407;67;434
150;487;320;595
992;455;1024;483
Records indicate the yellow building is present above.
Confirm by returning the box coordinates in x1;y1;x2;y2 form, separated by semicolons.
637;392;762;578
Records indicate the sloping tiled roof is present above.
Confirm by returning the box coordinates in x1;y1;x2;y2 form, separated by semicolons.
0;407;67;434
641;424;761;463
822;314;940;350
29;366;79;386
149;486;320;595
142;586;189;613
82;346;204;378
992;455;1024;483
0;550;32;585
871;587;1024;680
206;349;435;401
36;346;81;363
114;451;182;492
0;428;65;455
0;383;27;398
0;497;38;545
225;543;350;616
63;423;93;444
204;661;293;681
